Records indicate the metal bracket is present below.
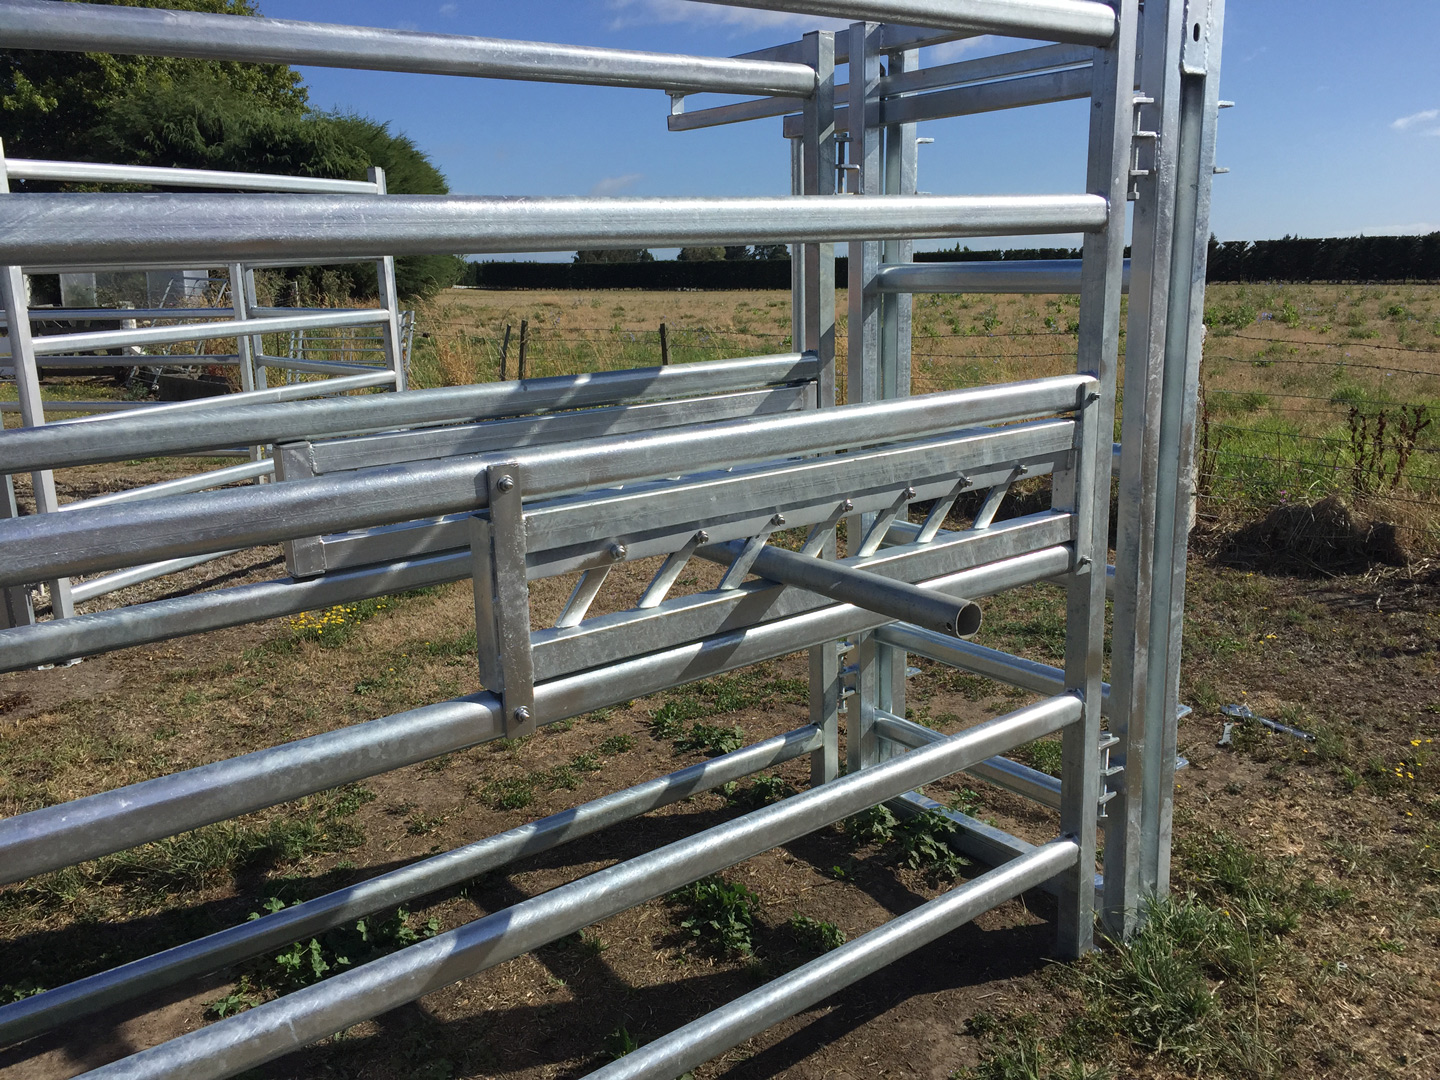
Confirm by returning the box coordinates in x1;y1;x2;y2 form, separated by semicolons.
716;514;786;590
800;499;851;556
472;462;536;738
274;441;326;578
1097;732;1121;819
1181;0;1213;76
855;486;916;559
638;531;706;608
914;474;971;545
973;465;1027;531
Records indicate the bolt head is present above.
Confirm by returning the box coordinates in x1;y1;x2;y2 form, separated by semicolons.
904;486;916;499
512;705;531;722
609;543;627;561
495;474;515;493
772;514;786;527
695;530;710;544
841;499;854;512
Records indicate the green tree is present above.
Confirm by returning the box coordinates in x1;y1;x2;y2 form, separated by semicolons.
1;1;462;299
1;0;308;164
677;246;725;262
573;249;655;264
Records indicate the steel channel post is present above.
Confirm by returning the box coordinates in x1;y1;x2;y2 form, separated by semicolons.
802;29;842;787
1144;0;1227;904
1103;0;1182;936
73;695;1082;1080
1;476;35;628
226;261;266;465
845;21;887;775
0;725;824;1044
0;162;75;622
875;42;919;741
368;166;408;392
1055;0;1138;959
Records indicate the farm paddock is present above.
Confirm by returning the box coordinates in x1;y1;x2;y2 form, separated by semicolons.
3;283;1439;1079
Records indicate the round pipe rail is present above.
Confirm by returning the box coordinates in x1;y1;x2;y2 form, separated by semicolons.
0;725;824;1045
0;354;816;472
3;156;379;194
0;193;1111;269
0;547;1072;882
699;0;1117;46
74;694;1082;1080
0;375;1094;588
705;539;983;637
874;258;1132;295
0;0;818;98
584;839;1080;1080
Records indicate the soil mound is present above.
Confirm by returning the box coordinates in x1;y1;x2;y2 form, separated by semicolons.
1228;494;1409;572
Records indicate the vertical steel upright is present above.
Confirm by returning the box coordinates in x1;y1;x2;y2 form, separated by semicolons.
801;29;842;786
1105;0;1227;934
0;139;74;622
369;166;409;392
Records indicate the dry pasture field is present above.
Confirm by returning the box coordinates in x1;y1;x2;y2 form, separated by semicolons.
2;283;1439;1079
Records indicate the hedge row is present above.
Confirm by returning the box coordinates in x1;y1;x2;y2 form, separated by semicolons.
459;234;1439;291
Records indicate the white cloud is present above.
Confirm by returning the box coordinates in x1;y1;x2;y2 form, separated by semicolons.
1354;221;1438;236
438;2;459;15
589;172;645;196
1391;108;1439;131
606;0;844;35
924;36;990;64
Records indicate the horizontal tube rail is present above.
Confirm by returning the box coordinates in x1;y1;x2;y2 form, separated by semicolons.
68;550;240;605
0;725;822;1045
54;370;397;427
873;709;1061;809
0;375;1093;588
59;460;273;512
584;838;1079;1080
0;548;1069;881
0;552;466;673
74;695;1083;1080
0;193;1111;269
27;308;389;357
3;157;379;194
875;620;1111;712
875;258;1131;295
702;0;1116;46
0;514;1070;675
733;22;975;66
0;0;817;98
255;354;385;377
2;354;816;468
782;65;1092;137
880;42;1093;97
671;40;1097;132
703;539;983;637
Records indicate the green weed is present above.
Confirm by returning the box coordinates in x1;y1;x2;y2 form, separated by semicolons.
788;913;845;954
669;875;759;956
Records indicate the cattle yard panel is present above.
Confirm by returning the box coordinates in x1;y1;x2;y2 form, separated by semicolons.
0;1;1225;1076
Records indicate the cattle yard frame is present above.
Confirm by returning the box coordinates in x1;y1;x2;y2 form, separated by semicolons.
0;1;1226;1077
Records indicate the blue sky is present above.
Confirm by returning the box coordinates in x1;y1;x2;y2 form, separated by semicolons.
267;1;1439;259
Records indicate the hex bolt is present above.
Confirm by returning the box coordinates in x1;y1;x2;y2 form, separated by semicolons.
841;499;853;512
609;543;627;561
512;705;531;723
904;486;916;499
772;514;786;527
495;474;515;493
695;530;710;543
